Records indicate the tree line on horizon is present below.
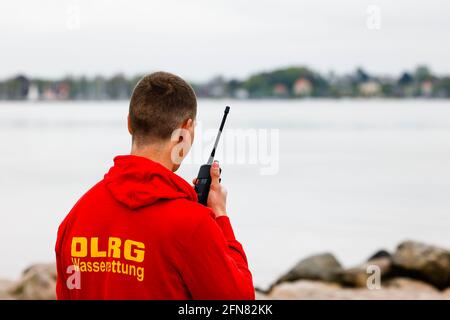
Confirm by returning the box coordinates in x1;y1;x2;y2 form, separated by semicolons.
0;65;449;101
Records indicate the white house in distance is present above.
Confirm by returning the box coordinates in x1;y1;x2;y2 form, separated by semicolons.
27;84;39;101
358;80;382;97
293;78;313;96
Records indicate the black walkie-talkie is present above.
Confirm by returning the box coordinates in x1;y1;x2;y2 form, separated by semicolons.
194;106;230;205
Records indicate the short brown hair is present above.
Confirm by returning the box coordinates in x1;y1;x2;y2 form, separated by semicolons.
129;72;197;145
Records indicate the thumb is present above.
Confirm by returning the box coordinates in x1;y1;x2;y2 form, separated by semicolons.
210;161;220;186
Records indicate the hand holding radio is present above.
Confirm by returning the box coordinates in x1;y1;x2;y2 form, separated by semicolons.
207;161;227;217
194;161;227;217
194;106;230;217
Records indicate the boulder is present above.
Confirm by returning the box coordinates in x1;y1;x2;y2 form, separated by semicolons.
9;263;56;300
442;287;450;298
255;291;270;300
392;241;450;288
272;253;342;287
0;279;14;300
366;250;391;261
337;257;392;288
384;277;438;292
267;279;446;300
268;280;342;300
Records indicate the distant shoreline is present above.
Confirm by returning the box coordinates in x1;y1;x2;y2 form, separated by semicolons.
1;97;450;103
1;66;449;101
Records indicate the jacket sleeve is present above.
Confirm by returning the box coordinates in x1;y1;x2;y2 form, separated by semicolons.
179;215;255;300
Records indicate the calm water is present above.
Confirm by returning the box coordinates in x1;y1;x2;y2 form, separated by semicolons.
1;99;450;288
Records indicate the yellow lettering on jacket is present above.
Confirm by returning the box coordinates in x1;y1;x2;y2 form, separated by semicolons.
91;237;107;257
71;237;88;257
70;237;145;262
124;240;145;262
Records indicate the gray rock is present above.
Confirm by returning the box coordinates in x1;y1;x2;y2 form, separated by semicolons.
337;257;392;288
442;287;450;298
366;250;391;261
384;277;438;292
267;279;447;300
0;279;15;300
9;263;56;300
392;241;450;288
273;253;343;287
255;291;270;300
268;280;342;300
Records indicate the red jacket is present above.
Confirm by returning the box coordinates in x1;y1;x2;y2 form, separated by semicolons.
55;155;254;299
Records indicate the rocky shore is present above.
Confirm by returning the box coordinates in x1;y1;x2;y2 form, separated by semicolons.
259;240;450;300
1;240;450;300
0;263;56;300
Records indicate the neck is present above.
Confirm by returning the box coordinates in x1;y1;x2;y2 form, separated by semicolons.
131;142;175;172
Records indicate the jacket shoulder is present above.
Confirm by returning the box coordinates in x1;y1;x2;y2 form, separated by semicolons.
167;198;214;220
159;198;216;234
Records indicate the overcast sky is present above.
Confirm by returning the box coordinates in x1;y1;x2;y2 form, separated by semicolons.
0;0;449;81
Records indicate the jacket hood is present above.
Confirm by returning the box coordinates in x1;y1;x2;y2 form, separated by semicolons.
104;155;197;209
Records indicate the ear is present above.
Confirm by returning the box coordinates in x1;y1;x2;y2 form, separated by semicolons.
182;118;195;142
181;118;194;130
127;114;133;135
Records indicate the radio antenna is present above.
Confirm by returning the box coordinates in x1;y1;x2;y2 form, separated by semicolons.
207;106;230;165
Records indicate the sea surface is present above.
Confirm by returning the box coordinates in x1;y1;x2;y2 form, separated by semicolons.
1;99;450;288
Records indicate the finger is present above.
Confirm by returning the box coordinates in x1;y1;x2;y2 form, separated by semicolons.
210;160;220;186
192;178;198;185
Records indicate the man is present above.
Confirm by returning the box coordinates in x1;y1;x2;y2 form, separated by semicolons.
55;72;254;299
